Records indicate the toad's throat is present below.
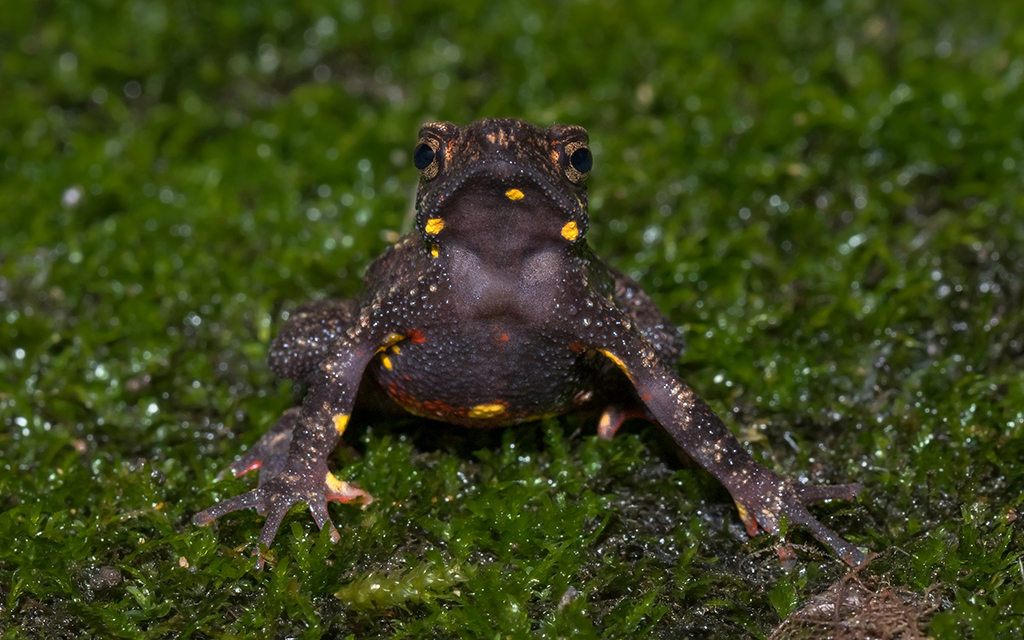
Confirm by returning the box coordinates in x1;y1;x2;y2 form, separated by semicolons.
430;184;571;257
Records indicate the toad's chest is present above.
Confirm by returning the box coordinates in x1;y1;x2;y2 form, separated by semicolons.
367;321;596;427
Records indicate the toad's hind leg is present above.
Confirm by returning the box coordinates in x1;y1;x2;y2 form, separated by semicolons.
596;405;650;440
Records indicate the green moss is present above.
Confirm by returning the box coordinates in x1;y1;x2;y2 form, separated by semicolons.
3;0;1024;637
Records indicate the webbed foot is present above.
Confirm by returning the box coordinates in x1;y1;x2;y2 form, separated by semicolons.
194;408;373;568
730;470;864;566
194;461;372;568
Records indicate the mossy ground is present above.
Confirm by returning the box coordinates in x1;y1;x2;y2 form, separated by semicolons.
2;1;1023;638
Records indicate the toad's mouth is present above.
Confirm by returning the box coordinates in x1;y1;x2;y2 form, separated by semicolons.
434;181;573;258
417;158;585;232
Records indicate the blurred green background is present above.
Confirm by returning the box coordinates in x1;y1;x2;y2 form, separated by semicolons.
2;0;1023;638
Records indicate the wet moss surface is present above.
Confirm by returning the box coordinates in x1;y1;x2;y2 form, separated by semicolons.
2;1;1023;638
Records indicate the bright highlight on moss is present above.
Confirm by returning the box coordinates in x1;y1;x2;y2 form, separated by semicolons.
335;562;468;610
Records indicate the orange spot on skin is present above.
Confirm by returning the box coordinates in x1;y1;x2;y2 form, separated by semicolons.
325;472;373;504
237;461;262;476
421;399;458;415
386;382;458;419
407;329;426;343
468;403;506;418
561;221;579;241
598;412;615;440
376;333;405;353
597;406;646;440
498;333;509;341
425;218;445;234
735;501;759;537
333;413;350;435
637;384;653;403
375;334;405;371
568;342;586;353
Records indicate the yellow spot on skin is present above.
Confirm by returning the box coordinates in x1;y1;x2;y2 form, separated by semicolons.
735;501;750;524
333;413;350;435
598;349;631;378
376;333;405;354
381;355;392;370
505;188;525;201
324;471;371;504
391;345;401;354
425;218;445;234
597;411;618;441
468;403;506;418
325;472;348;494
430;244;439;258
561;221;579;241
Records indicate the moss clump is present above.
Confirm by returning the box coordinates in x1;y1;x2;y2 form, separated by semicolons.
334;560;468;610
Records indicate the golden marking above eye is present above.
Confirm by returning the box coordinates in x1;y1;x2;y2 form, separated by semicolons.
333;413;350;435
425;218;445;234
561;221;579;241
468;403;505;418
505;188;525;201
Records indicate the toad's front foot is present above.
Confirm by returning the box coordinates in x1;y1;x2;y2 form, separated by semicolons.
194;461;372;568
729;469;864;566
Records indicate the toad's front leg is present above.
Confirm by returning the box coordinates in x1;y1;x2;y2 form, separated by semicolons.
194;343;381;568
584;309;865;566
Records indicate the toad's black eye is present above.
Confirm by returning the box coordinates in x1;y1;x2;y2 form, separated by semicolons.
413;143;435;170
563;141;592;183
413;138;442;180
569;147;592;174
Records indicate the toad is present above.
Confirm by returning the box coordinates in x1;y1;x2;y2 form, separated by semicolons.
194;118;864;567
